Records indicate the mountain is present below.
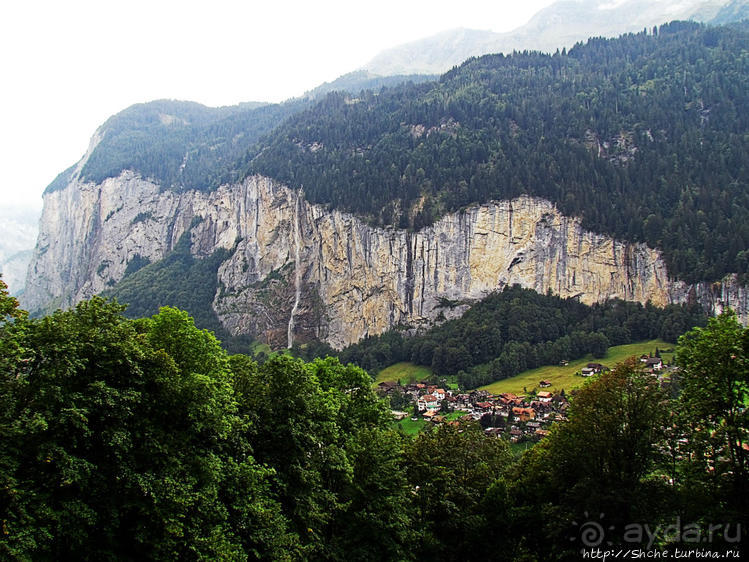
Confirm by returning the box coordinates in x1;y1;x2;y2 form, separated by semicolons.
0;206;39;296
363;0;746;75
25;172;743;350
710;0;749;23
249;22;749;285
302;70;437;99
23;23;749;349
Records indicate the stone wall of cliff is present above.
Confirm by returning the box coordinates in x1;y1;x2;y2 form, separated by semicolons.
24;172;749;349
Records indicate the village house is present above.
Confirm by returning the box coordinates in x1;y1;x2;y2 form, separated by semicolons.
645;357;664;371
499;392;525;406
536;391;553;403
455;393;472;409
509;427;523;442
417;394;440;411
583;363;609;375
539;380;552;388
512;407;536;422
475;401;493;412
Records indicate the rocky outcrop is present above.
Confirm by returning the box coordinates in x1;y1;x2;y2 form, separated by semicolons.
24;172;749;348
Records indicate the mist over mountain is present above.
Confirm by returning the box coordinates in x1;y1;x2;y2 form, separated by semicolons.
362;0;748;75
710;0;749;22
0;206;39;295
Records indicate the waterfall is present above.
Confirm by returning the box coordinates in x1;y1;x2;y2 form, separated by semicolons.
287;190;302;348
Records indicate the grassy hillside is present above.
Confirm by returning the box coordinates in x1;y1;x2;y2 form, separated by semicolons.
480;339;674;395
394;417;427;436
374;362;433;386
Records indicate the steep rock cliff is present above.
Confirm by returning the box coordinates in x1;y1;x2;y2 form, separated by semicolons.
24;172;749;349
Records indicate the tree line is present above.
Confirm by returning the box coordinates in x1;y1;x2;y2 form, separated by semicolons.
1;278;746;559
318;285;706;388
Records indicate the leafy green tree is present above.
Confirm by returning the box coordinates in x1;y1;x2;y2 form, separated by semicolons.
588;331;610;358
0;299;293;560
511;359;670;557
236;355;412;560
675;310;749;526
0;276;24;325
405;422;512;559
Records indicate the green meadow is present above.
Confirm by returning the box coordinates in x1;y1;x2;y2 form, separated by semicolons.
480;339;674;395
374;362;433;386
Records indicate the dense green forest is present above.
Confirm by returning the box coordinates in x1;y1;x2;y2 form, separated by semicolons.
248;22;749;283
99;232;251;353
47;23;749;285
68;99;311;193
301;285;706;388
1;279;746;560
45;75;436;196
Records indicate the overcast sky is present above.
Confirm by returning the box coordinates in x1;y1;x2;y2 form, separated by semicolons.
0;0;556;211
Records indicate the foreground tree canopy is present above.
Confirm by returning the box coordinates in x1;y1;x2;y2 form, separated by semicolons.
1;278;746;560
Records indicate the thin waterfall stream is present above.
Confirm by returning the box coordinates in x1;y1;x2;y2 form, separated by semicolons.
287;190;302;348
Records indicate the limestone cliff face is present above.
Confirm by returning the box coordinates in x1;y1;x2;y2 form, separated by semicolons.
24;172;749;348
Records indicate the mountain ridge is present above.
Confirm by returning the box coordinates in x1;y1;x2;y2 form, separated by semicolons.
362;0;748;75
22;14;749;346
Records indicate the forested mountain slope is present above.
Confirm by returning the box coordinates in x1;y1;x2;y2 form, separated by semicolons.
249;22;749;283
24;22;749;349
43;99;310;195
45;74;437;198
361;0;741;76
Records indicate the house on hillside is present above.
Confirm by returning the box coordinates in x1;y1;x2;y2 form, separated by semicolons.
539;380;552;388
645;357;663;371
509;427;523;442
376;381;399;395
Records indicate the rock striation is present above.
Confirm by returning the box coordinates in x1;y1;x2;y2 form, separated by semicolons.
24;172;749;349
